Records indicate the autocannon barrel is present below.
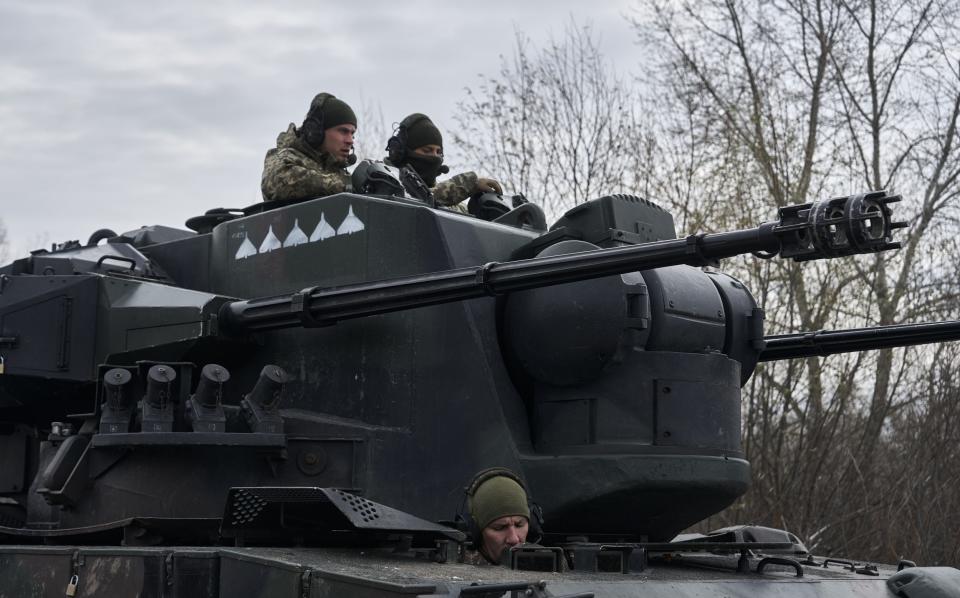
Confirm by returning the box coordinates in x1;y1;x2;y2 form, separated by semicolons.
759;320;960;361
219;191;903;334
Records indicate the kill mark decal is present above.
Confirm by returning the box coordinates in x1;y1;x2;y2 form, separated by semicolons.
283;219;308;247
235;204;365;260
234;233;257;260
337;206;364;235
310;213;336;242
258;225;282;253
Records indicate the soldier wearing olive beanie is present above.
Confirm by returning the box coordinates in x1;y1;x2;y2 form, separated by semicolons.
306;94;357;133
466;470;531;564
469;475;530;530
261;92;358;202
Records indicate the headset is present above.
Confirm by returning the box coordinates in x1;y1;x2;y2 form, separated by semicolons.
386;114;449;175
300;94;331;150
455;467;544;546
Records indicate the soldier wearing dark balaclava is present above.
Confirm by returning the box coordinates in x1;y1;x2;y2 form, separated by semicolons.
385;113;502;208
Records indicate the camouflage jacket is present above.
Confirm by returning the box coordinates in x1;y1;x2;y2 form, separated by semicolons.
458;547;496;566
432;172;479;208
384;158;477;213
261;124;351;202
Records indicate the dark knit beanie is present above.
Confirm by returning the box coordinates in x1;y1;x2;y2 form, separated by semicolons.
305;93;357;130
469;475;530;530
403;113;443;150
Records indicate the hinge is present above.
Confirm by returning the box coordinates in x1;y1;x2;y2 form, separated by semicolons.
165;553;175;587
300;568;313;598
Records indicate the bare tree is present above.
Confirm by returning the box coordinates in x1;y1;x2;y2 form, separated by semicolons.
454;21;646;219
634;0;960;562
824;0;960;517
453;0;960;562
352;95;390;165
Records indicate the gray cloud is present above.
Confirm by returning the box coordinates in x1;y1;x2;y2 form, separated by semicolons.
0;0;637;258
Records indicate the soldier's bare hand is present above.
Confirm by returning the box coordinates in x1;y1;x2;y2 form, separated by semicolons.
476;178;503;195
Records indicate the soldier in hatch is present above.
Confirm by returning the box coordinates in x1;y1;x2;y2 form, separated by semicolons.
385;113;502;209
458;468;538;565
261;93;358;202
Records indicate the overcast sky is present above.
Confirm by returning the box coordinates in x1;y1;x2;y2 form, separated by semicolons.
0;0;640;260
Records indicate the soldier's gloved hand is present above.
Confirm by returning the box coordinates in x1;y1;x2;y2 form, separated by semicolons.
475;178;503;195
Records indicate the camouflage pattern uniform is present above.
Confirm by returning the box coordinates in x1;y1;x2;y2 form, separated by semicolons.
458;546;496;566
261;124;350;202
384;157;475;213
432;172;480;209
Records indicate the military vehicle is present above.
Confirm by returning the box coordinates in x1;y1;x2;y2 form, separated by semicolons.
0;161;958;596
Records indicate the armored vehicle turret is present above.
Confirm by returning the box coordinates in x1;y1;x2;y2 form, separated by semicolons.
0;165;957;596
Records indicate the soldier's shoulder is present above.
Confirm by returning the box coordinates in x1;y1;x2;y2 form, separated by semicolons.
275;123;298;147
459;548;494;566
264;144;319;171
